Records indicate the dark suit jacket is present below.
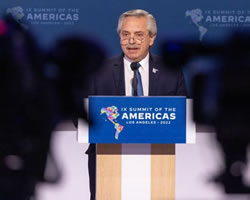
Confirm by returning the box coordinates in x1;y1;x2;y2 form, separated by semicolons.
86;53;187;154
90;54;187;97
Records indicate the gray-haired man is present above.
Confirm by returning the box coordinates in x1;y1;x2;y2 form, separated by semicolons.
87;9;187;200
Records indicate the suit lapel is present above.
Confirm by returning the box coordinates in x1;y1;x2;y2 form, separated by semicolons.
112;55;125;95
111;54;160;96
149;55;160;96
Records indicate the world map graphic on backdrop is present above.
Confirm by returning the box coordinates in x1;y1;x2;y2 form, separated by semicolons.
186;8;208;41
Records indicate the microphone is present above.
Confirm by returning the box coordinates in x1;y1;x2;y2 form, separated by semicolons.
130;62;138;96
130;62;138;71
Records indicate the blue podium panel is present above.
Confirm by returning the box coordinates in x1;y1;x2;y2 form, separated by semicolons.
89;96;186;144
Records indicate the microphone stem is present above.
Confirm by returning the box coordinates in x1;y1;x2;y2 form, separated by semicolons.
133;70;138;96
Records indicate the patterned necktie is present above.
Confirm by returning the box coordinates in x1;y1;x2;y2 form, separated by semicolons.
130;62;144;96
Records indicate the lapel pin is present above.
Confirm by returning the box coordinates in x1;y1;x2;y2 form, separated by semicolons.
152;68;158;74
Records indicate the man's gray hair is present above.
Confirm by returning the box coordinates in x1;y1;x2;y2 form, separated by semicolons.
117;9;157;37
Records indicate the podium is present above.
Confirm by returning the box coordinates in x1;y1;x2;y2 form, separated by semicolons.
78;97;195;200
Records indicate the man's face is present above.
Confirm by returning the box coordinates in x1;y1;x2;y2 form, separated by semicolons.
119;16;156;62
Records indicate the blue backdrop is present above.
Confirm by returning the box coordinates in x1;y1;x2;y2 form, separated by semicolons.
1;0;250;56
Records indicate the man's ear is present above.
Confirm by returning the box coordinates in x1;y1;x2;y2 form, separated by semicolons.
149;34;156;46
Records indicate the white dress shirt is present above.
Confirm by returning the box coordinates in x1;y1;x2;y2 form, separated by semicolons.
123;53;149;96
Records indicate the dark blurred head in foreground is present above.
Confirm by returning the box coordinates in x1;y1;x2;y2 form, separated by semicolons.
162;32;250;194
0;14;53;200
50;35;105;122
0;15;105;200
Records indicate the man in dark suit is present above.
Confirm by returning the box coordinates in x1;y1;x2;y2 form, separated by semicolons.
91;54;186;96
87;9;187;200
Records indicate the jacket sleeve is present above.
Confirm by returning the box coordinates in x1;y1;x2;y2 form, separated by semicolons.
176;70;188;97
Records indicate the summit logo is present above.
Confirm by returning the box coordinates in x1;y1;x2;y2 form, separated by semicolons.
5;6;80;26
186;8;250;41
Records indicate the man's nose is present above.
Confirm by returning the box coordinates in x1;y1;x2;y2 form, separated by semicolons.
128;37;136;44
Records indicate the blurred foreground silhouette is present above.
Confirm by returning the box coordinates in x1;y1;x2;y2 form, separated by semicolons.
162;33;250;194
0;15;105;200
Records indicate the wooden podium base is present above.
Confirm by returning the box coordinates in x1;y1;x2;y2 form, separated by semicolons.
96;144;175;200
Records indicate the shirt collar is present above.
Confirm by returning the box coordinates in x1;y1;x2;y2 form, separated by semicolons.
124;53;149;72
